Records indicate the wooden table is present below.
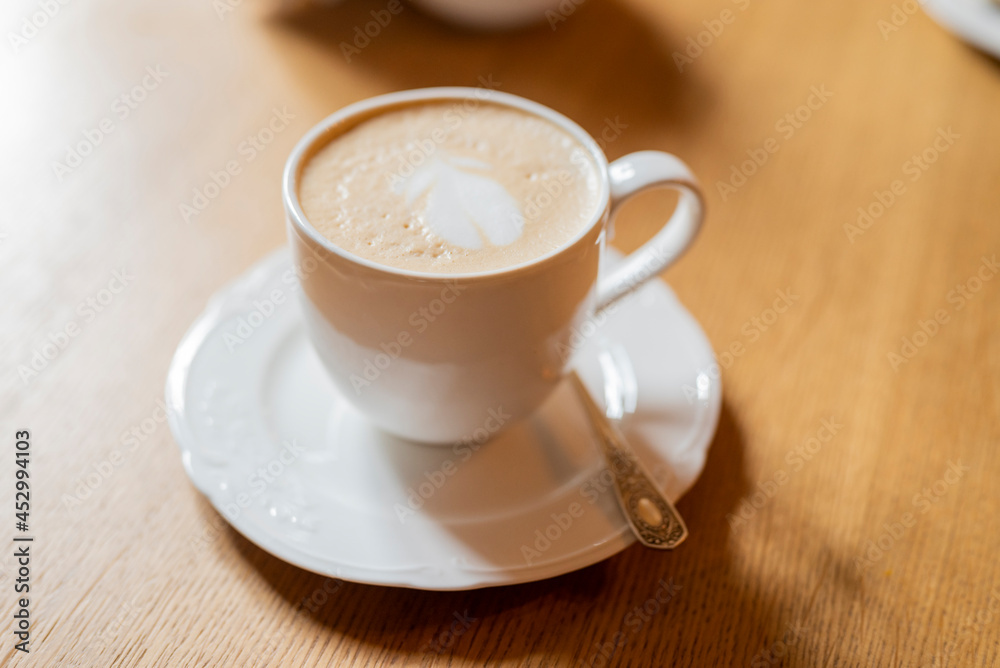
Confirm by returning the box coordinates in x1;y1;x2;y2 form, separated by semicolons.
3;0;999;664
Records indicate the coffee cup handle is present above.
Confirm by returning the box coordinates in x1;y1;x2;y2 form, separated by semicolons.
595;151;705;311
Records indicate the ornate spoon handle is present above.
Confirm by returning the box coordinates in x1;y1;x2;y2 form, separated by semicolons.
569;372;688;549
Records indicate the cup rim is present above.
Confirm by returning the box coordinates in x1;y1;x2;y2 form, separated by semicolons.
282;87;611;282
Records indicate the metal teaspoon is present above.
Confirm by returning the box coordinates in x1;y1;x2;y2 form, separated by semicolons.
568;370;688;549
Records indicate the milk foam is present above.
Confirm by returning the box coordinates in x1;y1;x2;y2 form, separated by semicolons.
298;101;601;274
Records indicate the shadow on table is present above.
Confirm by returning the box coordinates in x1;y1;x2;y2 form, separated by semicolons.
262;0;714;152
219;401;859;665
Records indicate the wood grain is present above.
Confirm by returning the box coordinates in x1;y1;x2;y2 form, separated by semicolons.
2;0;999;665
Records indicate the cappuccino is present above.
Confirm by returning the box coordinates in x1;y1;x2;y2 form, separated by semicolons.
298;101;601;274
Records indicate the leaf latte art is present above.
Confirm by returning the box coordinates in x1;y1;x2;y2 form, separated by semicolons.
395;155;523;250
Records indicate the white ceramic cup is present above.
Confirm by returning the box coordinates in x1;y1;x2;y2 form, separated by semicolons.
283;87;704;444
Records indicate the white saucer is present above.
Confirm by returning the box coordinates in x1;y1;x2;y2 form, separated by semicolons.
166;249;721;590
924;0;1000;60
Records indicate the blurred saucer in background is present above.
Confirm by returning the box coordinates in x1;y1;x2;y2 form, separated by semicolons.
924;0;1000;59
407;0;567;30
